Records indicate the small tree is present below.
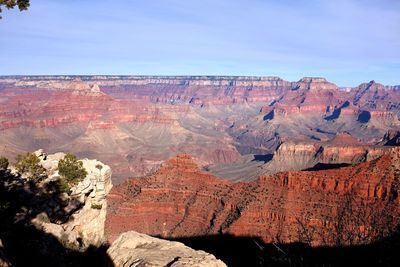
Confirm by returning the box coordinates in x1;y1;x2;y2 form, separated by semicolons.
95;164;103;175
0;156;9;171
46;179;70;194
0;0;30;18
15;152;46;180
58;154;87;185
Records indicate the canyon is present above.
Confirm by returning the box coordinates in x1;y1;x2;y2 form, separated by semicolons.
1;76;399;184
0;150;226;266
1;75;400;266
105;150;400;247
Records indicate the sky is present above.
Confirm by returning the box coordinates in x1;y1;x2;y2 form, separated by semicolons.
0;0;399;86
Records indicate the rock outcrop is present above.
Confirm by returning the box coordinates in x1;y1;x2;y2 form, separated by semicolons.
107;231;226;267
106;149;400;246
30;150;113;248
261;139;384;174
294;77;338;91
1;150;226;266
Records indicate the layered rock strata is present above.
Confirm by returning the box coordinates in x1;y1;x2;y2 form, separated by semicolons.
1;76;399;183
106;150;400;246
1;150;226;266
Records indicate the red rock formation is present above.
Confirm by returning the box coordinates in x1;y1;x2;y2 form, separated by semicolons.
106;149;400;246
259;138;385;175
0;88;188;130
294;77;338;91
1;76;399;182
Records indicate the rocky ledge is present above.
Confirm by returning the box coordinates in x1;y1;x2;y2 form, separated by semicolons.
107;231;226;267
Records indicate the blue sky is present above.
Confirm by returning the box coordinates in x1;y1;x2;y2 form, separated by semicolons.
0;0;399;86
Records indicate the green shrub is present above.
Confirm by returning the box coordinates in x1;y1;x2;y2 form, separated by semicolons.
15;152;46;180
91;203;102;210
95;164;103;175
36;212;50;223
46;179;70;194
58;153;87;185
0;156;9;171
60;232;79;250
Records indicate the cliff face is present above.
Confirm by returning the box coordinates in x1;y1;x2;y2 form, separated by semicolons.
106;149;400;246
294;77;338;91
0;90;185;130
261;139;384;174
1;76;399;183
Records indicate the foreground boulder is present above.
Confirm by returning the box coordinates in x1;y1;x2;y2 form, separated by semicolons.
107;231;226;267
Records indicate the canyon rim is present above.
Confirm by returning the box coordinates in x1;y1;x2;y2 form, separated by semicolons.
1;0;400;266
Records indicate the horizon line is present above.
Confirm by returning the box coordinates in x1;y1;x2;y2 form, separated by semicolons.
1;75;398;87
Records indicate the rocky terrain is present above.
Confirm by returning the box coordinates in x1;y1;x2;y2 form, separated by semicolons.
0;150;224;267
28;150;113;248
0;74;399;265
1;76;399;184
107;231;226;267
106;149;400;247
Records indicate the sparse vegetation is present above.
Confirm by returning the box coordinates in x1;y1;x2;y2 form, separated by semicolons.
0;156;9;171
36;212;50;223
46;179;70;194
95;164;103;175
15;152;46;180
58;153;87;185
60;232;79;250
91;203;102;210
0;152;112;265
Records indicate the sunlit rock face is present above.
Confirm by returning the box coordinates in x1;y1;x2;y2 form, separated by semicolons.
0;76;399;184
107;231;227;267
31;150;113;248
106;148;400;247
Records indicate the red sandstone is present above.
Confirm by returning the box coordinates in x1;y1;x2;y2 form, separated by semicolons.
106;149;400;246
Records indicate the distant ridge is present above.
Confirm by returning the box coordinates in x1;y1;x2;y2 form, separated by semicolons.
1;75;398;87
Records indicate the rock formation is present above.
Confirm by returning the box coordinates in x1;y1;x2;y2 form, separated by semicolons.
294;77;338;91
260;140;384;174
0;75;399;183
107;231;226;267
0;149;226;266
106;149;400;246
380;130;400;146
30;149;113;248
